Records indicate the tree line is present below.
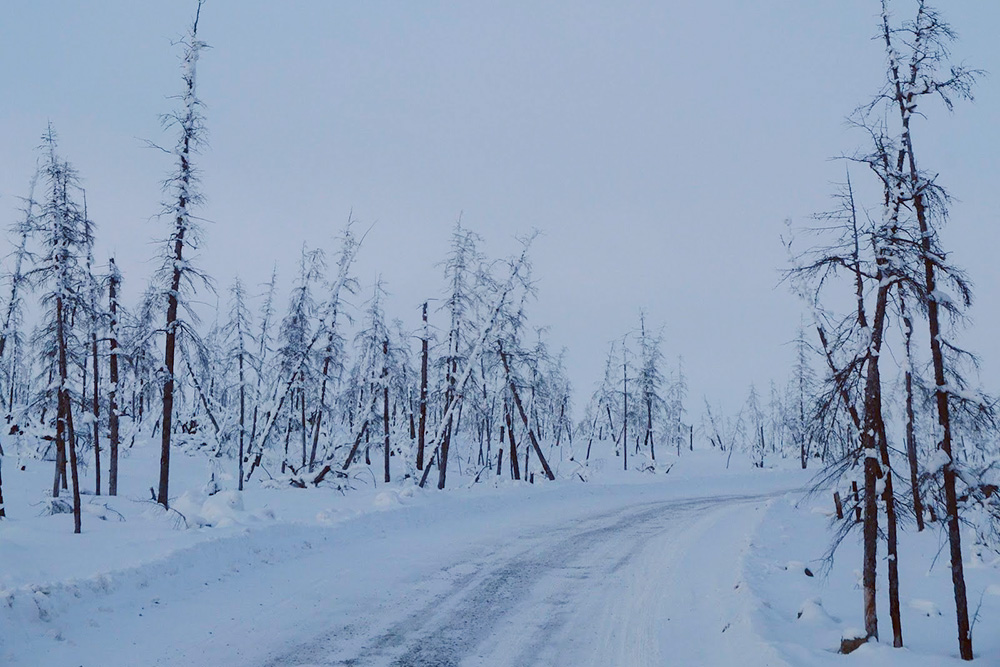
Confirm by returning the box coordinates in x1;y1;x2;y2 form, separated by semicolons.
0;2;695;537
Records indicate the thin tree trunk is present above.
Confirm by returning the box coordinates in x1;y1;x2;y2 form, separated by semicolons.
56;296;82;533
877;414;903;647
499;344;554;481
646;397;655;461
505;405;520;480
901;304;924;531
622;355;628;471
308;357;332;473
108;266;120;496
383;339;391;484
184;357;220;436
523;428;530;480
341;420;370;471
92;331;100;496
585;410;599;463
158;231;183;509
282;416;293;473
860;280;897;644
237;347;246;492
437;419;452;490
0;452;5;519
299;381;307;469
53;411;66;498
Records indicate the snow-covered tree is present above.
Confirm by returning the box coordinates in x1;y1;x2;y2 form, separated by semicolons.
155;0;211;508
26;126;93;532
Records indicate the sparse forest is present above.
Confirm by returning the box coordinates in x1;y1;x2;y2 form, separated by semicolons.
0;1;997;665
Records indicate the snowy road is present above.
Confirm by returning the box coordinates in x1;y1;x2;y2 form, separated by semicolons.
262;492;787;667
7;480;794;667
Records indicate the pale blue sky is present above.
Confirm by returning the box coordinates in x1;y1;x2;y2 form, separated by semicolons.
2;1;998;410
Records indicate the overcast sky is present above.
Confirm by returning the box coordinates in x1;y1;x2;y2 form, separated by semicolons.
2;1;998;413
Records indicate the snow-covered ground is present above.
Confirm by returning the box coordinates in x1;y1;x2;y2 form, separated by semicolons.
1;445;997;666
748;495;1000;666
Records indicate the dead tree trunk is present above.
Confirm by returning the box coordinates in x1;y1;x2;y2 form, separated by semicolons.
91;329;101;495
382;339;391;484
308;356;332;474
341;420;370;471
158;2;205;510
56;296;81;533
237;334;246;492
646;397;655;461
299;382;307;470
882;7;971;655
505;402;520;480
417;302;429;471
901;303;924;531
498;343;554;481
622;354;628;471
108;262;120;496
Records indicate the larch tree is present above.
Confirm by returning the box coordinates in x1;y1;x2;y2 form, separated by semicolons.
224;278;254;491
107;258;122;495
636;312;666;463
156;0;210;509
28;126;92;533
276;245;325;471
878;1;980;657
307;225;360;472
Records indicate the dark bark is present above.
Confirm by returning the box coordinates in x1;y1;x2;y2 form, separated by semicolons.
437;419;452;490
56;296;81;533
646;398;655;461
901;304;924;531
299;382;307;470
108;265;120;496
505;402;520;480
237;339;246;492
383;339;391;484
881;7;971;655
341;420;369;471
860;281;895;644
877;415;903;648
184;357;220;436
852;481;862;523
157;175;185;509
622;357;628;471
499;344;554;481
308;356;331;473
92;331;100;495
159;4;204;509
417;301;429;470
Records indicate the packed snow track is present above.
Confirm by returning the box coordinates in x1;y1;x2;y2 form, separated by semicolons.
263;492;785;667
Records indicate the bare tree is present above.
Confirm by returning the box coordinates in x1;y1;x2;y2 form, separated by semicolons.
156;0;210;508
879;1;980;657
107;258;122;495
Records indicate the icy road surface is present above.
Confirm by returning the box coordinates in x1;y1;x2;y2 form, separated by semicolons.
266;488;783;667
7;474;798;666
266;493;787;667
